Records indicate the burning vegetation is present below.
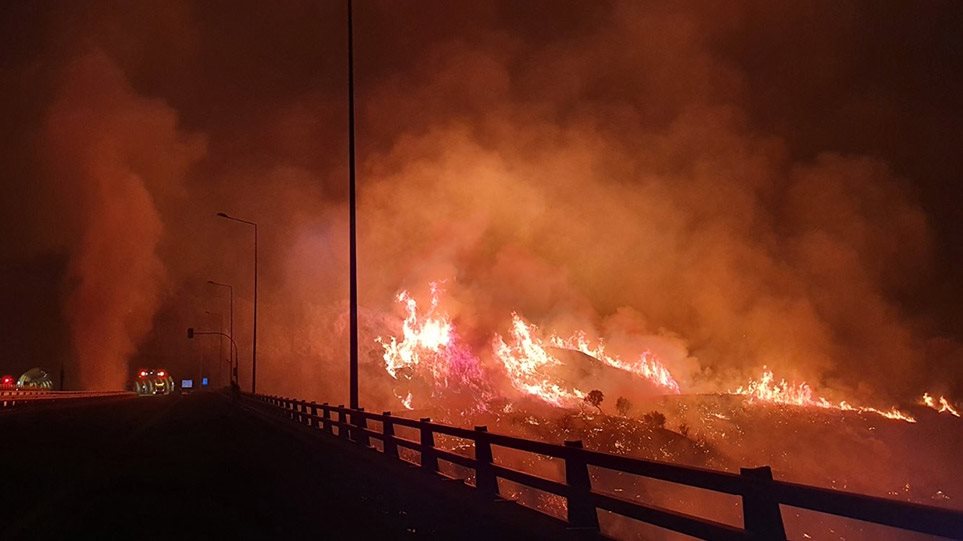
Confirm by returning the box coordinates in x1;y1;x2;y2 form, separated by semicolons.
378;284;943;424
372;283;962;537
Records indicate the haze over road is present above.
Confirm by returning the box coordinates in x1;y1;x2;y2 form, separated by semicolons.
0;393;569;540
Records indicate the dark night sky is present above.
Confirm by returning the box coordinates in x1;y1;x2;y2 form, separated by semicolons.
0;1;961;399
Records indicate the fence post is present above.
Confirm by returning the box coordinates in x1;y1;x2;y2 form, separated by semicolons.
338;406;348;439
355;407;371;447
474;426;498;498
741;466;787;541
322;403;333;434
382;411;398;459
297;401;305;423
308;402;318;428
564;440;599;531
420;418;438;474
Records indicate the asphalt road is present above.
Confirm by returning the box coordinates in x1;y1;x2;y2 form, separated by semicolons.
0;392;575;540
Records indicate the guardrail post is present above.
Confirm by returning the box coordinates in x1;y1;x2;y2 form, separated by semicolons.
382;411;398;458
337;406;348;439
474;426;498;498
740;466;787;541
420;418;438;474
354;407;371;447
322;403;333;434
564;440;599;531
308;402;318;428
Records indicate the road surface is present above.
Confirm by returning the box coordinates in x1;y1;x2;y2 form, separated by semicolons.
0;392;575;540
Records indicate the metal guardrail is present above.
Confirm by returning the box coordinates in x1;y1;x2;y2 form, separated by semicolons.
249;393;963;540
0;389;133;409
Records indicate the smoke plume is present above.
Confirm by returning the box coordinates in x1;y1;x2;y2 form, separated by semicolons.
43;52;204;389
1;1;960;402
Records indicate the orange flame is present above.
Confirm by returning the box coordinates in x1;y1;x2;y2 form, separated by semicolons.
921;393;961;417
549;332;681;394
378;285;453;383
492;313;586;407
733;369;916;423
377;284;489;410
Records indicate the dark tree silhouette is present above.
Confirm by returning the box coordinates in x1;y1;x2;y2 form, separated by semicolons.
585;389;604;413
642;410;666;429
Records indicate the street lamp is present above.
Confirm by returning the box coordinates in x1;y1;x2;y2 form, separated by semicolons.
204;310;223;387
217;212;258;394
207;280;234;356
187;327;239;387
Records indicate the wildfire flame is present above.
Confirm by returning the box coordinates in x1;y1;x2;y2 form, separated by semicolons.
549;332;681;394
378;284;933;425
493;313;587;407
377;284;488;410
921;393;961;417
378;285;453;381
733;369;916;423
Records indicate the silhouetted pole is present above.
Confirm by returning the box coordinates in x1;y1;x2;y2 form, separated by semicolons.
216;212;258;394
187;328;239;387
347;0;359;410
205;310;223;386
208;280;235;369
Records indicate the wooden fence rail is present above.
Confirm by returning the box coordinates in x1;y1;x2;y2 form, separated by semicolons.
246;393;963;540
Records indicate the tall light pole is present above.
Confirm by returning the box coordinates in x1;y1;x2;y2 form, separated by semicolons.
208;280;234;388
347;0;359;410
204;310;222;387
187;328;239;387
207;280;234;358
216;212;258;394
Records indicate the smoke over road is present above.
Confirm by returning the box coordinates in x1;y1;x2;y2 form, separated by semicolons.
0;1;961;403
43;53;205;389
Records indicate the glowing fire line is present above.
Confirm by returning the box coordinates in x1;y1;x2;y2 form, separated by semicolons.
549;332;680;394
493;313;587;407
377;283;941;425
733;369;916;423
921;393;960;417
